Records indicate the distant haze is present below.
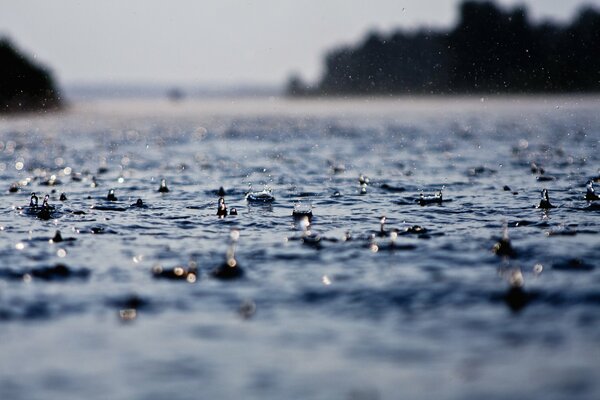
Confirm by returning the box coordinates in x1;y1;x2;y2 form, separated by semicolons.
1;0;598;88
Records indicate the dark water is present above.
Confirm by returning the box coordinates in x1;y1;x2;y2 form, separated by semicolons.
1;97;599;400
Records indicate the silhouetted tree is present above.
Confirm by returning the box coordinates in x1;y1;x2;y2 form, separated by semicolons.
0;38;62;113
286;73;311;96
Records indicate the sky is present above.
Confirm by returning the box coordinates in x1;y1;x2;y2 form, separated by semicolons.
1;0;599;88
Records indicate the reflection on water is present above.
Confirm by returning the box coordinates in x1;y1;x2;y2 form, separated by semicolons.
0;97;599;400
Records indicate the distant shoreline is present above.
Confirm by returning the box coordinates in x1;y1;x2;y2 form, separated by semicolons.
3;92;599;121
71;94;600;118
63;83;281;102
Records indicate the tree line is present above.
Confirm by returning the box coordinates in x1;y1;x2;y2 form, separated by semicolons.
287;1;600;96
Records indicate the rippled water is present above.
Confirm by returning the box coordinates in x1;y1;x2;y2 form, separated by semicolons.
1;97;599;400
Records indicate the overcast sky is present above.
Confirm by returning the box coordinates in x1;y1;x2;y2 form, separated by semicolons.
1;0;598;87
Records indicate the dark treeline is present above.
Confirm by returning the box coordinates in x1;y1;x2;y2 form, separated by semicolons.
0;38;62;113
287;1;600;96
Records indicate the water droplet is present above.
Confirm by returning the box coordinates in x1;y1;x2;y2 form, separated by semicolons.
119;309;137;321
509;269;524;287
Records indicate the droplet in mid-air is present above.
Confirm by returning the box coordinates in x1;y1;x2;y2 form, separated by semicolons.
217;197;228;218
585;180;599;201
292;203;313;222
106;189;118;201
158;178;169;193
212;229;244;279
537;188;555;209
492;221;516;258
29;192;38;207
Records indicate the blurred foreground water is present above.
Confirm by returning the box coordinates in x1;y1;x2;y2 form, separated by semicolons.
1;96;599;400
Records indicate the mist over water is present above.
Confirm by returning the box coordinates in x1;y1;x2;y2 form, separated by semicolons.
1;96;599;400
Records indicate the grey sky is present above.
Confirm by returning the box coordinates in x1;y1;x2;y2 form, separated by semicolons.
1;0;597;87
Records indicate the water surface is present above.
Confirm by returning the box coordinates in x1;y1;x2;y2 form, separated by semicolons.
1;96;599;400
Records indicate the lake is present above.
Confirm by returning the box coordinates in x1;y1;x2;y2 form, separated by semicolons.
1;96;599;400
